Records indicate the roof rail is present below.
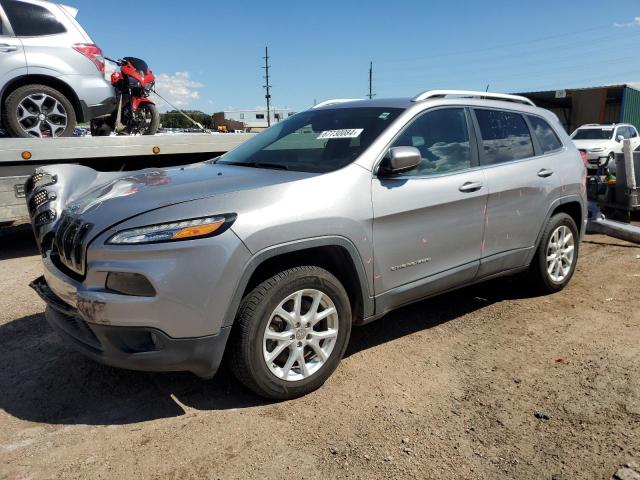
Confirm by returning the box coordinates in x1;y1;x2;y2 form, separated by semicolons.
412;89;535;107
313;98;362;109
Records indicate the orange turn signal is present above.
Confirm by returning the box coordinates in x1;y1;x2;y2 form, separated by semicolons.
172;220;224;239
152;146;160;154
21;151;32;160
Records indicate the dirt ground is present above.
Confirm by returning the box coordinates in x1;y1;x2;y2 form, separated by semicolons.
0;223;639;480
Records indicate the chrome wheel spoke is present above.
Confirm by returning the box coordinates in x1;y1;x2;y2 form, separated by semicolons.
310;306;336;327
17;108;37;122
266;340;293;364
264;329;293;341
26;94;46;110
309;341;328;362
281;348;298;377
310;328;338;341
24;121;43;138
297;348;310;378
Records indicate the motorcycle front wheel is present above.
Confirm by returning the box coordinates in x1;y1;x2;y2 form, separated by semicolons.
138;103;160;135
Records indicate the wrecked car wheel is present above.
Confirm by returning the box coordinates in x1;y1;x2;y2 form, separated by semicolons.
229;266;351;400
528;213;579;293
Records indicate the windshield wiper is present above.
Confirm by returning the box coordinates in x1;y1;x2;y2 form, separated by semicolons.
223;161;289;170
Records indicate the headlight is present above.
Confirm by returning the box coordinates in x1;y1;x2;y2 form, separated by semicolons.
106;214;236;245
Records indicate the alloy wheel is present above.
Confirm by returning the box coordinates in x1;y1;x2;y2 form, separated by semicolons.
546;225;575;282
262;289;339;382
16;93;68;138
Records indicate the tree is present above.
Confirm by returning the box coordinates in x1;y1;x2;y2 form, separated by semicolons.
159;110;214;129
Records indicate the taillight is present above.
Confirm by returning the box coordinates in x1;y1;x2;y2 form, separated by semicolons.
579;150;588;167
72;43;105;73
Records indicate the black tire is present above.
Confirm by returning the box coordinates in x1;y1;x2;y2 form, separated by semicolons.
527;213;579;293
2;84;76;138
90;118;112;137
229;266;352;400
140;103;159;135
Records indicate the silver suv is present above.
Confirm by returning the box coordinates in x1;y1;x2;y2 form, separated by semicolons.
0;0;115;137
27;90;587;399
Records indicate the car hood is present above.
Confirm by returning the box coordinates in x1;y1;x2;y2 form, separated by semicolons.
60;162;315;232
571;139;612;150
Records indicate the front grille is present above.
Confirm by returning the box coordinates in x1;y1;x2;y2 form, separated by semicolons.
54;214;93;276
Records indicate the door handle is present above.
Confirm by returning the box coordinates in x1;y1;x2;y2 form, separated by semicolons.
0;44;18;53
458;181;483;193
538;168;554;178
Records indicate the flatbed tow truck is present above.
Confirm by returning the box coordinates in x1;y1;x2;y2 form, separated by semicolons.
0;134;252;225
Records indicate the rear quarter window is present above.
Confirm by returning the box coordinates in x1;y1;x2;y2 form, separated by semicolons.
527;115;563;153
475;109;534;164
1;0;66;36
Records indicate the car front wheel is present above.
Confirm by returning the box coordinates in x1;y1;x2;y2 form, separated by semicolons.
229;266;352;400
2;84;76;138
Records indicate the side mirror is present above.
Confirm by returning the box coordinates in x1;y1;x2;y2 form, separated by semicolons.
379;147;421;175
617;135;624;142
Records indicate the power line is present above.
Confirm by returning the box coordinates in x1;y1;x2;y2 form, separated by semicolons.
376;23;619;66
262;46;272;127
375;30;640;74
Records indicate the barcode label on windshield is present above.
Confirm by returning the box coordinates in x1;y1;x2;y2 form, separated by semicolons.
317;128;363;140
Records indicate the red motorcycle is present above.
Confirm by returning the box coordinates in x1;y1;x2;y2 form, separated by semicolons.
91;57;159;136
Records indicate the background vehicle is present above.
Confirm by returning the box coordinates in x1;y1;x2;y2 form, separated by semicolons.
571;123;640;172
90;57;159;136
0;0;115;138
27;90;586;400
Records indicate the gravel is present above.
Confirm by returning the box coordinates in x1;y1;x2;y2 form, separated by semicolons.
0;224;639;479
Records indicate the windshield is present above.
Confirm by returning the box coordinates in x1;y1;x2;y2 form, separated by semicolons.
216;107;403;173
572;128;614;140
123;57;149;75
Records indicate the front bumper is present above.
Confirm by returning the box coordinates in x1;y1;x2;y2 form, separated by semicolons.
582;150;609;168
30;276;229;378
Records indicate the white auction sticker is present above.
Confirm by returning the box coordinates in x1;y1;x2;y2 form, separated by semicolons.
317;128;364;140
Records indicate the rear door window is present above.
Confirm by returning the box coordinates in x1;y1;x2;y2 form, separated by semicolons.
1;0;66;36
474;109;534;165
527;115;563;153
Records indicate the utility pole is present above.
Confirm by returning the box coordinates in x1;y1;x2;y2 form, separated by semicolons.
262;46;272;127
368;61;374;99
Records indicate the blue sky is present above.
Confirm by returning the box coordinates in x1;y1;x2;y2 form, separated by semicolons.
63;0;640;113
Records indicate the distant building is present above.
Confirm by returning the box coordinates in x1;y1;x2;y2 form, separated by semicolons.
213;108;296;133
516;83;640;134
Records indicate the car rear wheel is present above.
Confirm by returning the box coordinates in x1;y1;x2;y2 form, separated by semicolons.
229;266;352;400
528;213;579;293
2;84;76;138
